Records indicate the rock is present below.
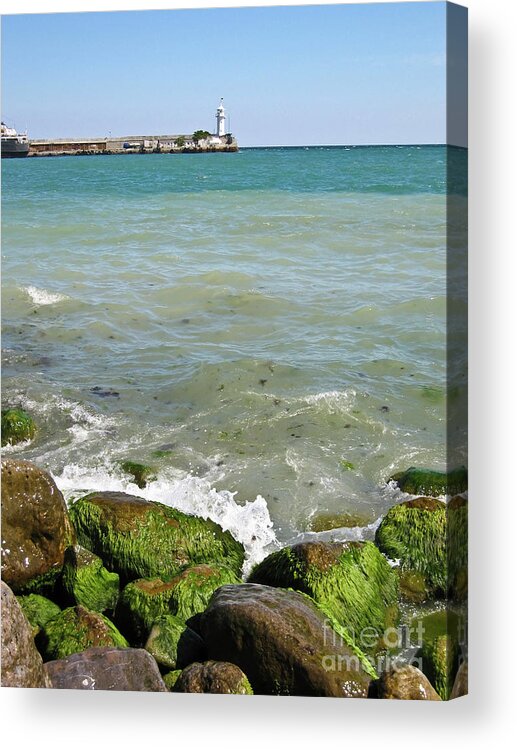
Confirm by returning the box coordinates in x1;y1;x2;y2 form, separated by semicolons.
1;458;75;594
369;664;441;700
307;511;374;532
1;581;48;688
164;563;241;621
17;593;61;635
174;661;253;694
68;491;244;582
38;605;129;661
448;495;468;600
389;466;467;496
44;647;168;691
120;460;157;489
248;541;399;651
397;570;428;603
375;497;446;596
200;584;374;697
1;408;36;446
60;545;119;612
450;660;468;698
116;578;179;643
144;614;205;671
422;633;459;700
162;669;182;690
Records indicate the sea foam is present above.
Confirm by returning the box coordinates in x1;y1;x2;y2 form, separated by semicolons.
22;285;69;305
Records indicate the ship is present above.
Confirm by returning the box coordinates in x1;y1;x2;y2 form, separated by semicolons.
1;122;29;158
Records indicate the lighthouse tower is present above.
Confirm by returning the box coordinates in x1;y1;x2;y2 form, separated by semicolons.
216;98;226;137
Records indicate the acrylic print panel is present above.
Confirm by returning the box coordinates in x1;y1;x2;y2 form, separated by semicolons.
1;1;467;699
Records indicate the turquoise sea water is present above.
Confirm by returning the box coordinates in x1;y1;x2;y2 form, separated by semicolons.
1;146;464;569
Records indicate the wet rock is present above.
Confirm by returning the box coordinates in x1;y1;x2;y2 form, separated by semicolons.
1;408;36;446
174;660;253;694
397;570;429;603
369;664;441;700
38;605;129;661
1;581;49;688
248;541;399;651
145;614;205;671
422;633;459;700
307;511;374;532
68;491;244;582
375;497;446;596
389;466;467;497
60;545;120;612
1;458;75;594
120;460;157;489
44;647;167;691
200;584;374;697
450;660;468;698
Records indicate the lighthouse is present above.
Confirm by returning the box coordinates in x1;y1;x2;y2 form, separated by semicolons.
216;98;226;137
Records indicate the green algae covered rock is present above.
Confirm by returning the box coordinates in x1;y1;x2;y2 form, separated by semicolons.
307;511;374;533
144;614;205;671
17;594;61;635
38;605;129;661
173;660;254;694
389;466;467;497
249;541;399;650
165;563;241;621
397;570;429;604
68;491;245;582
120;461;157;489
422;633;459;701
163;669;183;691
375;497;446;596
448;495;468;600
1;408;36;447
61;545;120;612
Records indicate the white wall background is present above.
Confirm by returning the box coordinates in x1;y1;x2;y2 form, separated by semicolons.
1;1;516;748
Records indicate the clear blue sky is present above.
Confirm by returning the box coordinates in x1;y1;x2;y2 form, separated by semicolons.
2;3;449;146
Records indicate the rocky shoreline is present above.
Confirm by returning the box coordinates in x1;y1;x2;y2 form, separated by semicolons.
1;408;468;699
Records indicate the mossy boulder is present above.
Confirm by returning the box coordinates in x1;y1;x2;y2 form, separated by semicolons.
368;664;441;700
120;461;156;489
162;669;182;690
448;495;468;600
397;570;429;603
422;634;459;700
200;584;374;697
249;541;399;651
1;458;75;594
68;491;244;582
174;661;253;694
389;466;467;496
166;563;241;621
1;408;36;446
144;614;205;671
116;578;179;643
60;545;120;612
17;594;61;635
375;497;446;596
410;608;465;652
38;605;129;661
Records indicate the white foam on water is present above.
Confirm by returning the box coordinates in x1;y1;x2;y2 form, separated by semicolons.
22;286;69;306
53;463;278;576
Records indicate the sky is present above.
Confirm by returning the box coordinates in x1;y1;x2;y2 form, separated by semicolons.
1;2;451;146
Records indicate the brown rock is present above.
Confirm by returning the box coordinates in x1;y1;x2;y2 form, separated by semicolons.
174;660;253;694
1;581;49;688
369;664;441;700
44;647;168;691
200;583;373;697
1;458;74;592
450;660;468;698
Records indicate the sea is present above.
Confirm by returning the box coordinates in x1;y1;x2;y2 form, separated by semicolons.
1;145;466;572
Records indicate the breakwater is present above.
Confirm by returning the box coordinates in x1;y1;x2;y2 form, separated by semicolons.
28;133;238;156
